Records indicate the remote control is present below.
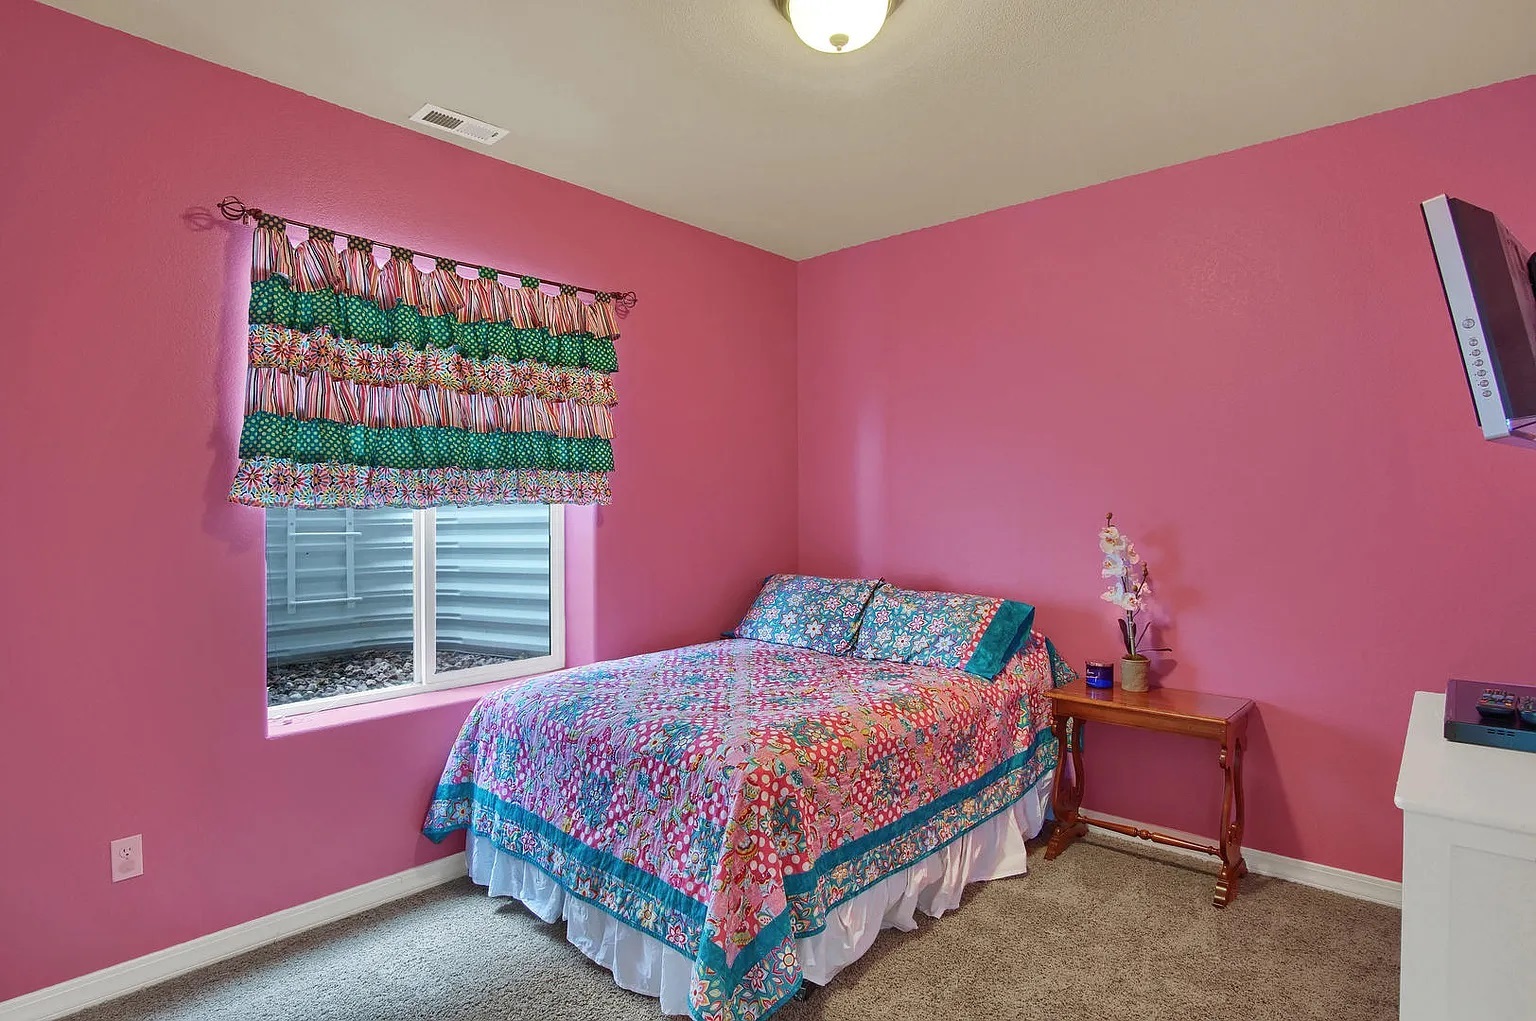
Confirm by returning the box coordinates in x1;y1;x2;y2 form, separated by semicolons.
1519;696;1536;728
1476;688;1518;719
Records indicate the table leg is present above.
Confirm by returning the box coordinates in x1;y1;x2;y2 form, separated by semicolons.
1045;716;1087;860
1214;730;1247;907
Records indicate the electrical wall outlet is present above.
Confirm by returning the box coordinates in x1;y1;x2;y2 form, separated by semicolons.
110;834;143;882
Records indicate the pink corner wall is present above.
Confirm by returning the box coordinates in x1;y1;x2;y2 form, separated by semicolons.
6;0;1536;1001
797;74;1536;882
0;0;796;1000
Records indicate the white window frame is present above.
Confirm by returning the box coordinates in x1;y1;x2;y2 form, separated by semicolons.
267;506;564;721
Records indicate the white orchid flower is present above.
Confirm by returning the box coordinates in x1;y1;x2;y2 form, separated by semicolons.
1102;577;1134;605
1099;514;1168;658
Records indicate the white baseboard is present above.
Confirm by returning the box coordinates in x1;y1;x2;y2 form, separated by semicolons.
1;813;1399;1020
0;853;467;1021
1080;810;1402;908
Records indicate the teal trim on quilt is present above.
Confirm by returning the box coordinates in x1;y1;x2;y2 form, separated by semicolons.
781;728;1050;896
962;600;1036;679
424;726;1058;1021
1044;637;1079;687
753;975;805;1021
455;828;802;1021
710;733;1057;987
429;732;1051;926
425;784;708;942
714;912;796;988
784;731;1056;934
466;828;703;959
792;759;1050;940
680;734;1051;994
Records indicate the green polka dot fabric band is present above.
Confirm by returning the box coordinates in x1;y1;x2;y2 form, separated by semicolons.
229;219;622;507
249;277;618;373
238;413;613;473
230;457;611;509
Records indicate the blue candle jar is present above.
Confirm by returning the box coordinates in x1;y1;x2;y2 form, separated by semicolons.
1085;661;1114;689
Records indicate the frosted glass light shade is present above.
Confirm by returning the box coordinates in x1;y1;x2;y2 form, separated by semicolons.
786;0;891;53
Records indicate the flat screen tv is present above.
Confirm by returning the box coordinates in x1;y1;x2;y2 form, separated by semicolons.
1422;195;1536;447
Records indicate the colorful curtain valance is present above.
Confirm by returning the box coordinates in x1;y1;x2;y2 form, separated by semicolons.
222;199;633;509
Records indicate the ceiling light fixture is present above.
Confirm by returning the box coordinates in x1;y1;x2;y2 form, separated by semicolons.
774;0;903;54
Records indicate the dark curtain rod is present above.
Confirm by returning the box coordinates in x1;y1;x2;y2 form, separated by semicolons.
217;196;636;311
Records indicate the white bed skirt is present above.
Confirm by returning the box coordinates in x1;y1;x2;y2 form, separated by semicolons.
465;777;1052;1015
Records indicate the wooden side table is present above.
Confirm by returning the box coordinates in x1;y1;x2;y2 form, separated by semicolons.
1044;677;1256;907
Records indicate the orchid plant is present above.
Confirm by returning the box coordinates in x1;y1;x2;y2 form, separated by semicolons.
1099;513;1170;659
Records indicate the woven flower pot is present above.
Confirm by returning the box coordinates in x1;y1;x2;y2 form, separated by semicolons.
1120;654;1150;692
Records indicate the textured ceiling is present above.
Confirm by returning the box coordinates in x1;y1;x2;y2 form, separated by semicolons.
44;0;1536;258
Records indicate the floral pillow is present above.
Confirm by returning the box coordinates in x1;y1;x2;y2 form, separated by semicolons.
733;574;882;655
851;583;1035;680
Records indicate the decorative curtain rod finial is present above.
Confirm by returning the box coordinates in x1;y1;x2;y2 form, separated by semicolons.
217;195;259;223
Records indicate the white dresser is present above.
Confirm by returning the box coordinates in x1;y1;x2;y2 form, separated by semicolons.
1394;691;1536;1021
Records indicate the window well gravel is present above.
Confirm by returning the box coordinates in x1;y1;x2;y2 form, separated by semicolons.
266;647;530;707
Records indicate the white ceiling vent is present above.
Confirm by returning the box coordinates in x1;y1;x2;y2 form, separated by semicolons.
409;104;508;145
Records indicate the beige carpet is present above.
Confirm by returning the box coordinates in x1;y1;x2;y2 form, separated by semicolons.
67;837;1399;1021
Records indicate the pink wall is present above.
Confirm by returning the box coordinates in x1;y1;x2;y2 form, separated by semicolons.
0;0;796;1000
797;73;1536;881
5;0;1535;1000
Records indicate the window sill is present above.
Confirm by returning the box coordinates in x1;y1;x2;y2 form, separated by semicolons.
265;675;524;739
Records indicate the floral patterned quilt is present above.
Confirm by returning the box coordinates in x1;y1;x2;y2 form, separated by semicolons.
424;635;1064;1021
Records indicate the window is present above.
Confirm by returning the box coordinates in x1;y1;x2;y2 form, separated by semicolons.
265;505;563;716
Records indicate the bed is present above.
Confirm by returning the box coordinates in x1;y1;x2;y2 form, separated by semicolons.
423;631;1068;1021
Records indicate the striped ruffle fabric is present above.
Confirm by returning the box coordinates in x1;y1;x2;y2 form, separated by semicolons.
248;219;621;338
229;216;622;508
244;368;615;439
